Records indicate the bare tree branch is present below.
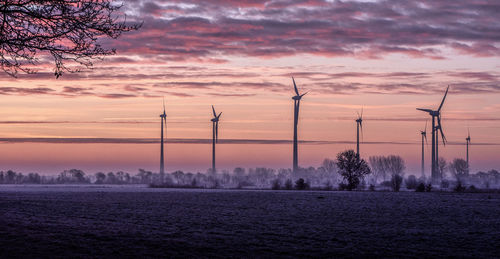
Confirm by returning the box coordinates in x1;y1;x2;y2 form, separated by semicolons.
0;0;141;78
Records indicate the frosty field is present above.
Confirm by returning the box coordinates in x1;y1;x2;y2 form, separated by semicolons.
0;186;499;258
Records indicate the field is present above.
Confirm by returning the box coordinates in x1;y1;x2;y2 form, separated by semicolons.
1;186;499;258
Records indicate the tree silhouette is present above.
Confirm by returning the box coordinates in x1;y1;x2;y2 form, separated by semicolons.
336;150;371;190
0;0;140;78
449;158;469;184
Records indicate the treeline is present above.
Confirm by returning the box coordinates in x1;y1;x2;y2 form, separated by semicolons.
1;151;500;191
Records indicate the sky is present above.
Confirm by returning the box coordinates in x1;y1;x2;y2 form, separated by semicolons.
0;0;499;175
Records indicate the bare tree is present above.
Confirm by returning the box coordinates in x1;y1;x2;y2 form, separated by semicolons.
0;0;140;78
437;157;447;181
384;155;406;177
322;158;337;173
449;158;468;184
369;156;387;183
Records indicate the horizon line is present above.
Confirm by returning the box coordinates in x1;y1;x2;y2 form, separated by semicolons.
0;137;496;146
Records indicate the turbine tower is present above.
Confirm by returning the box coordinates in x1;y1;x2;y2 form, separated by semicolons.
417;86;449;183
159;98;167;175
355;109;363;157
466;129;471;173
211;105;222;173
420;121;427;179
292;77;307;173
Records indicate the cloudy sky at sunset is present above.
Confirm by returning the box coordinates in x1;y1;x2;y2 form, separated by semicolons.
1;0;499;175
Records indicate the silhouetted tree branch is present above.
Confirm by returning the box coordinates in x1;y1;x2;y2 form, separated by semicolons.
0;0;140;78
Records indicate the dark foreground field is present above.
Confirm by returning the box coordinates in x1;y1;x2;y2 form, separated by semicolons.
1;186;499;258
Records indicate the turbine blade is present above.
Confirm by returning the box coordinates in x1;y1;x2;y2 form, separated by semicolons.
292;77;299;96
424;120;427;132
361;107;364;119
212;105;216;117
424;133;428;144
416;108;433;113
218;112;222;119
163;97;165;113
300;91;308;98
438;85;450;112
437;116;446;145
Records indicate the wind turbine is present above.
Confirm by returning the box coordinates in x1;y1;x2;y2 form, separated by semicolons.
355;108;363;157
466;128;471;173
159;98;167;176
211;105;222;173
420;121;428;179
417;86;449;182
292;77;307;173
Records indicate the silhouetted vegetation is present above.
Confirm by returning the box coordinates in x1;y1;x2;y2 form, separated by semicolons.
336;150;371;191
1;160;500;193
294;178;309;190
391;174;403;192
405;175;418;190
271;179;281;190
450;158;469;187
0;0;140;77
416;183;426;192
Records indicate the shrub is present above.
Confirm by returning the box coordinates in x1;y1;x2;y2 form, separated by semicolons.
468;185;477;192
369;184;375;191
271;179;281;190
295;178;309;190
284;179;293;190
416;183;425;192
454;182;466;192
405;175;418;189
425;183;432;192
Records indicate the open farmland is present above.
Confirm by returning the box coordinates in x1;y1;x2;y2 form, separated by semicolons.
0;186;499;258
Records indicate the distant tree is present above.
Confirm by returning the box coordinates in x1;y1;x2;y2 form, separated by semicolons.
322;158;337;173
0;0;141;78
57;169;88;183
116;171;130;184
385;155;406;177
295;178;309;190
405;175;418;190
6;170;17;184
391;174;403;192
449;158;469;185
271;179;281;190
437;157;448;180
25;173;41;184
106;172;117;184
0;171;4;184
369;156;387;183
284;179;293;190
336;150;371;191
137;169;153;184
416;182;426;192
95;172;106;184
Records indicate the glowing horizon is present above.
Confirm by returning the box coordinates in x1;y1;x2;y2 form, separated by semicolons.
1;0;499;175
